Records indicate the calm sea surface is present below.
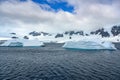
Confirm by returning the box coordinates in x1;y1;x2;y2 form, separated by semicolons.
0;43;120;80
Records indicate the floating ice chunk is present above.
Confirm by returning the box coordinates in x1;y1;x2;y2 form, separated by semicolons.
1;40;23;47
63;41;116;50
0;39;44;47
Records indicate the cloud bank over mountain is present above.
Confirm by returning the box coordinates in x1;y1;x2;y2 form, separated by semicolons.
0;0;120;36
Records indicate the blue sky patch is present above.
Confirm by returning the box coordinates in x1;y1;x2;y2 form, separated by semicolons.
20;0;27;1
32;0;74;13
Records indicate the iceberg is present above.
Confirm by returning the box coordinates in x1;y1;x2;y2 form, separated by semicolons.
0;39;44;47
63;41;116;50
8;42;23;47
1;40;23;47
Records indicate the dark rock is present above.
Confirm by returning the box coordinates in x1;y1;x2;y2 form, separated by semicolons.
69;31;75;36
90;28;110;37
23;36;29;39
111;26;120;36
10;33;16;35
29;31;41;36
85;34;89;36
55;34;64;38
29;31;51;36
64;31;84;36
41;32;50;36
75;31;84;35
11;36;18;39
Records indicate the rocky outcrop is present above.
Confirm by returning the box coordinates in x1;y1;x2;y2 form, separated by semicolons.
64;31;84;36
90;28;110;37
10;33;16;35
29;31;41;36
55;34;64;38
23;36;29;39
10;25;120;39
111;26;120;36
29;31;51;36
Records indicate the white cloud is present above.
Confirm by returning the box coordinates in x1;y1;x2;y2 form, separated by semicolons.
0;0;120;36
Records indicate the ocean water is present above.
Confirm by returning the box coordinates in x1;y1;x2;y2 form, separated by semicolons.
0;43;120;80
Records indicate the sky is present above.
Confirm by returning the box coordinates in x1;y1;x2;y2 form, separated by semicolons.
0;0;120;36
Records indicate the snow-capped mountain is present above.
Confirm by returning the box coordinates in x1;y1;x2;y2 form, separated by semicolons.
1;25;120;43
90;25;120;37
28;25;120;38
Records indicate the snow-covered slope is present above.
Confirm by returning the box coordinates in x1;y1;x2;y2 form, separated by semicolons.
102;35;120;43
0;37;11;40
20;39;44;47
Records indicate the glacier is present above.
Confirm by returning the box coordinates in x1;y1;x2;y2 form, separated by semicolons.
63;40;116;50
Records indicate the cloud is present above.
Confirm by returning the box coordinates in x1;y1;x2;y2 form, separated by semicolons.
0;0;120;36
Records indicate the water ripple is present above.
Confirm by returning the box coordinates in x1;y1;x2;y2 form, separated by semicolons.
0;44;120;80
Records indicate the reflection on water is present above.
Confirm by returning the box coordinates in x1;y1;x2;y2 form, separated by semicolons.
0;43;120;80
